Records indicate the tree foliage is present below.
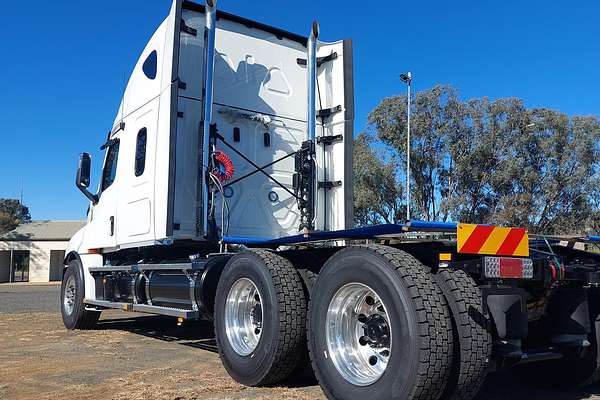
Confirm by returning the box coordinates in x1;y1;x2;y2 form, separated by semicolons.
368;85;460;221
353;134;404;225
0;199;31;234
354;85;600;234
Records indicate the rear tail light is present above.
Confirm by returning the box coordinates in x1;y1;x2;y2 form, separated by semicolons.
483;257;533;279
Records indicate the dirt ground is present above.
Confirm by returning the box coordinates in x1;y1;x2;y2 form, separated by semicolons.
0;311;323;400
2;285;600;400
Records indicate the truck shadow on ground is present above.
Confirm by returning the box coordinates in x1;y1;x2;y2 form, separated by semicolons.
96;315;219;353
96;314;318;388
95;315;600;398
478;372;600;400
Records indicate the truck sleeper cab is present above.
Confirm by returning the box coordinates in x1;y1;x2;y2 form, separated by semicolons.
62;1;600;400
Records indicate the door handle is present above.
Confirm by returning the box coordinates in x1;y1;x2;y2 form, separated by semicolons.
110;216;115;236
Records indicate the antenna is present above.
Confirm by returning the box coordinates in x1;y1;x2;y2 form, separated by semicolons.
120;71;127;125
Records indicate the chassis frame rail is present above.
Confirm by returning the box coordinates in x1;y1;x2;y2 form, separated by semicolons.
222;220;600;247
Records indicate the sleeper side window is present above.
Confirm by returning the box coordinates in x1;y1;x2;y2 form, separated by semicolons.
142;50;157;80
101;141;120;191
135;128;147;177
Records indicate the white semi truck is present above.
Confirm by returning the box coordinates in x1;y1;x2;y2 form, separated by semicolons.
61;1;600;399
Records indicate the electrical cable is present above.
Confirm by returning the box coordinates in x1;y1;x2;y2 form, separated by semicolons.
209;171;231;238
542;236;563;279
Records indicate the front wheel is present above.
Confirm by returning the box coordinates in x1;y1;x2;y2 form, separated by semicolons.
308;245;453;400
61;260;100;330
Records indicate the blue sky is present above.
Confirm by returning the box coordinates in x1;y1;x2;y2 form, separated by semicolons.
0;0;598;220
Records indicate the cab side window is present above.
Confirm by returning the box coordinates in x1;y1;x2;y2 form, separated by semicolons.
134;128;147;177
101;141;120;191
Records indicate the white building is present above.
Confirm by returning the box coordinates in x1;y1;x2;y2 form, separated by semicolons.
0;221;84;283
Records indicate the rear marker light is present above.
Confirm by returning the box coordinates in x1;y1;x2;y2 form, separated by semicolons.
439;253;452;261
484;257;533;279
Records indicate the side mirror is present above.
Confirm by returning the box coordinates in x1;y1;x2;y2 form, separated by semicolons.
76;153;98;204
76;153;91;188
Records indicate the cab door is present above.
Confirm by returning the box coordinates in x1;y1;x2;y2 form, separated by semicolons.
85;138;120;250
115;103;157;246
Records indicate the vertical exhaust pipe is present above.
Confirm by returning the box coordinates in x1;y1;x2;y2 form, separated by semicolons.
298;21;319;233
201;0;217;235
307;21;319;142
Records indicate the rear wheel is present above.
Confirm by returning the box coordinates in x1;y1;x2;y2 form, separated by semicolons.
293;268;319;380
308;245;453;400
61;260;100;330
434;269;492;400
214;249;307;386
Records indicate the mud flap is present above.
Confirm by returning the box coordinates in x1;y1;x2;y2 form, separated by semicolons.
482;286;528;340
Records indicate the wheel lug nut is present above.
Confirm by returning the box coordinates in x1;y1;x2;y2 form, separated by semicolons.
369;355;378;365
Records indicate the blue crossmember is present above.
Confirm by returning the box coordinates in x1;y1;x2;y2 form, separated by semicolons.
222;220;599;247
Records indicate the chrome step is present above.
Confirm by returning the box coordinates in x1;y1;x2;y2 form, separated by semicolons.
84;299;200;319
132;304;200;319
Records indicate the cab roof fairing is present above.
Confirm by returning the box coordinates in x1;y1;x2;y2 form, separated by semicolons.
110;1;179;136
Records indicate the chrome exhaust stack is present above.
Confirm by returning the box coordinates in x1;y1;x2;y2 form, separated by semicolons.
307;21;319;142
202;0;217;136
201;0;218;235
295;21;319;233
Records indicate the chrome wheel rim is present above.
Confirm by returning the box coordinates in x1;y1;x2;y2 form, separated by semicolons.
225;278;264;356
63;275;76;315
326;283;392;386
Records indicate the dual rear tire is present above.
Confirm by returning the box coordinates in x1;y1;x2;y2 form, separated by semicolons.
434;269;492;400
308;245;453;400
214;250;307;385
215;246;491;400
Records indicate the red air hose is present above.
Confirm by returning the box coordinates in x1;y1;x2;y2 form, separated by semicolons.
212;150;234;182
549;261;557;282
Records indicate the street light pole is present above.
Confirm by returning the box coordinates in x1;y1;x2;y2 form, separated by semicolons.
400;72;412;222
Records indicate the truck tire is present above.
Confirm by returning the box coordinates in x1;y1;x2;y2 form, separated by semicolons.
214;249;307;386
308;244;453;400
434;269;492;400
298;268;317;296
61;260;100;330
